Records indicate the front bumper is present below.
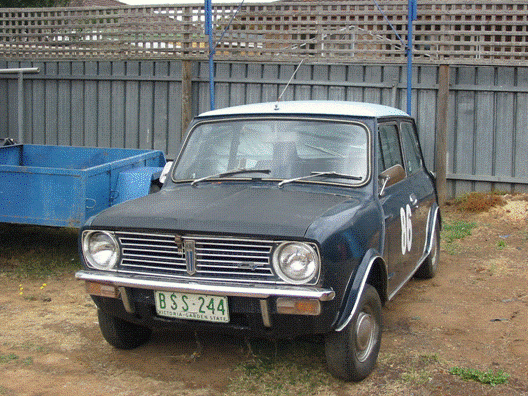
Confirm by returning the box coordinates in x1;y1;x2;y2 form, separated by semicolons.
75;270;336;301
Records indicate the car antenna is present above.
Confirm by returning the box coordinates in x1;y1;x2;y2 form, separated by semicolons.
275;59;305;110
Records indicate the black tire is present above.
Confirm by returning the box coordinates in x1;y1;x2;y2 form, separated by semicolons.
415;219;440;279
324;284;382;382
97;309;152;350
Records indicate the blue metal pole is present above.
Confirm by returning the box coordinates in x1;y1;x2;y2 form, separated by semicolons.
205;0;215;110
406;0;417;116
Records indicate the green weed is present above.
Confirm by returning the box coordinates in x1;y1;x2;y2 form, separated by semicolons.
0;353;18;363
496;240;507;250
401;368;432;385
442;221;477;243
449;366;509;386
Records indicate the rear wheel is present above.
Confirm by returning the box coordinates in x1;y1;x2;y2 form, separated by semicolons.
324;284;382;382
415;219;440;279
97;309;152;350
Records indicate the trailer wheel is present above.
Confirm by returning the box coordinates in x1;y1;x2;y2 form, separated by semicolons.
324;284;382;382
97;309;152;350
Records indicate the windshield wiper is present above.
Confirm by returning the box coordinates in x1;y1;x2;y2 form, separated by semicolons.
278;171;362;188
191;168;271;187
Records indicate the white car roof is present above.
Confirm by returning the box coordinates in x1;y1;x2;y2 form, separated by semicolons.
198;101;409;119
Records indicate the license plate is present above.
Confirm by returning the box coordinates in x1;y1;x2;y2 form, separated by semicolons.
154;291;229;323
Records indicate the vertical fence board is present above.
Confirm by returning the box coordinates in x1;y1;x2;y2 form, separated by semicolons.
138;62;154;149
0;61;7;139
452;67;476;196
44;62;59;146
474;66;495;193
494;67;516;192
347;65;366;102
31;73;46;145
230;63;247;107
261;64;279;103
167;61;183;158
416;66;438;170
71;61;85;147
246;64;263;105
84;62;98;147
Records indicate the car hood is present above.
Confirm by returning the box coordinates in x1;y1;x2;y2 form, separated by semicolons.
90;183;359;238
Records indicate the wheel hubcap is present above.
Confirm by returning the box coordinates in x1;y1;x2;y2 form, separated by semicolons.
355;311;377;362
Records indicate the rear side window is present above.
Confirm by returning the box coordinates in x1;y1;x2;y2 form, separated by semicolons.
378;124;403;173
400;122;423;175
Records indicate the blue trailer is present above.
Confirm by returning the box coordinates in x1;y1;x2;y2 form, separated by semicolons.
0;144;166;227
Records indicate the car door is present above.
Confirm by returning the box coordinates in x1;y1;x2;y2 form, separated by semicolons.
399;121;436;265
377;121;423;296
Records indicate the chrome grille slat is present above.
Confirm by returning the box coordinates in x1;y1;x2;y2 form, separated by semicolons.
196;259;268;266
115;232;281;283
121;257;186;266
122;252;185;261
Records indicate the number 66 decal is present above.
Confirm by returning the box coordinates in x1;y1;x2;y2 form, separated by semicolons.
400;204;413;255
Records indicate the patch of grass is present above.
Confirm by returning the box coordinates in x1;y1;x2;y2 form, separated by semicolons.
496;239;507;250
419;353;440;364
449;366;510;386
441;221;477;244
226;339;335;396
0;225;81;279
0;353;33;368
0;353;18;364
401;368;432;385
453;191;506;213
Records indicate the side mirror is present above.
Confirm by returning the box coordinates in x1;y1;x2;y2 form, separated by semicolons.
159;161;174;185
379;164;405;196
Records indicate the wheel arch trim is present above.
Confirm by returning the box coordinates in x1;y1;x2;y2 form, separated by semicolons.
334;249;387;332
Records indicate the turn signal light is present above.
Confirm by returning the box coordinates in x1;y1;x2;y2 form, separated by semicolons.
276;298;321;316
85;281;119;299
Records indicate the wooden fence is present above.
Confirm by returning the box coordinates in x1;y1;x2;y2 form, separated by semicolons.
1;1;528;64
1;59;528;199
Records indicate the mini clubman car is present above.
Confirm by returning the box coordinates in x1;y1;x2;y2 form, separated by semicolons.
76;100;440;381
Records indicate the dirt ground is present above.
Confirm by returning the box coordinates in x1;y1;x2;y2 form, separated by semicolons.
0;195;527;396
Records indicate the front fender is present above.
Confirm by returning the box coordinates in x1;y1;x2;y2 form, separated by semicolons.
332;248;387;332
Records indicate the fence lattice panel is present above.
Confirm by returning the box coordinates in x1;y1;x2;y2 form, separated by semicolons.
1;1;528;64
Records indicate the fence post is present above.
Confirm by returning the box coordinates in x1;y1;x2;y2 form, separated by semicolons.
0;67;40;143
436;64;450;206
181;60;193;142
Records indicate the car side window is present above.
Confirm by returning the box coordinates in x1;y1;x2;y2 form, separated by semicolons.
400;122;423;175
378;123;403;173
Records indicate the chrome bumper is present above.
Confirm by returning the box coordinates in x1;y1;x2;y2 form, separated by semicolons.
75;270;336;301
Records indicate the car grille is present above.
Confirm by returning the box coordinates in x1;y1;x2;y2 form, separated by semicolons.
115;232;282;283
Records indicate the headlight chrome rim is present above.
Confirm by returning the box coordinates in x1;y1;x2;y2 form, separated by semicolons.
82;230;120;271
272;241;320;285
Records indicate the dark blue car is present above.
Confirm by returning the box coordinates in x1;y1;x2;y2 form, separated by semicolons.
76;101;440;381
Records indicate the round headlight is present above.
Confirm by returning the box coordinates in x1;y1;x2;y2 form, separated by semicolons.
82;230;119;270
273;242;320;284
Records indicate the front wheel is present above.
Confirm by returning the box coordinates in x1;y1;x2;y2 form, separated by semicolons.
97;309;152;350
324;284;382;382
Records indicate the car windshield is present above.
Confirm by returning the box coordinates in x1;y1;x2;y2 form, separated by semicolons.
172;118;369;185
